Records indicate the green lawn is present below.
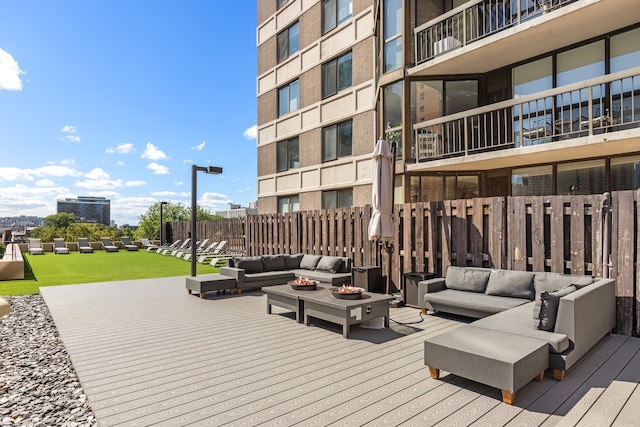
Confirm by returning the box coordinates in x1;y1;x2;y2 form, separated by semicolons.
0;250;220;296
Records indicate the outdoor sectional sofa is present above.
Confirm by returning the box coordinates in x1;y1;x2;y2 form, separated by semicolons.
219;253;352;292
419;266;616;404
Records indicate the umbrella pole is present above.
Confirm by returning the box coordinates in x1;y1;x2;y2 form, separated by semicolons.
386;141;397;295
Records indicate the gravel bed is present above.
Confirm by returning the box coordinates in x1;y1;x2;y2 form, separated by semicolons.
0;294;96;426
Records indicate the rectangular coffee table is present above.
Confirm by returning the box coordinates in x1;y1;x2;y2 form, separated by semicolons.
300;290;393;338
262;284;332;323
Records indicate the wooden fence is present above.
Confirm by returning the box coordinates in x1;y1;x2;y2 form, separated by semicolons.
173;191;640;336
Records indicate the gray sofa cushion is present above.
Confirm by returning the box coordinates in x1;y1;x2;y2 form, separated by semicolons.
538;286;577;331
445;266;490;293
291;269;351;285
424;289;529;318
300;254;322;270
472;302;570;354
244;270;294;283
316;256;343;273
283;253;304;269
485;270;534;300
262;255;286;272
233;256;264;273
532;273;594;321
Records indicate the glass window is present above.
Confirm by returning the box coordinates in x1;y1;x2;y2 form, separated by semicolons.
322;188;353;209
384;81;403;159
276;138;299;172
322;120;352;162
511;165;553;196
278;195;300;213
445;80;478;115
383;0;402;72
322;51;352;98
611;27;640;72
322;0;352;34
277;0;289;9
611;155;640;191
411;81;442;124
277;22;299;63
278;80;299;116
557;160;605;195
557;41;604;87
513;57;552;98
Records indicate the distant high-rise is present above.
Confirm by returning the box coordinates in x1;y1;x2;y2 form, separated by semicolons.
57;196;111;226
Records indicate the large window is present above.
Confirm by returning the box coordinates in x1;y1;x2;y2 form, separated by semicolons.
322;120;352;162
278;195;300;213
512;166;553;196
277;22;299;63
557;160;605;195
277;0;289;9
383;81;403;159
611;27;640;72
557;41;604;87
278;80;299;116
276;138;299;172
322;52;352;98
322;0;352;34
611;155;640;191
383;0;402;72
322;188;353;209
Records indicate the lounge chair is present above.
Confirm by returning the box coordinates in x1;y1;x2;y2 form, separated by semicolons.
183;241;218;262
197;241;230;264
152;239;180;253
163;238;190;256
27;238;44;255
101;237;119;252
120;236;139;251
140;238;159;251
78;238;94;253
175;238;210;259
53;238;70;255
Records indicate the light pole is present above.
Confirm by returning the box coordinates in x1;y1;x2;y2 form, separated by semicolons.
190;165;222;277
159;201;168;245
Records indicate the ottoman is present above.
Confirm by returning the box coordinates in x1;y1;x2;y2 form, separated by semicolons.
424;325;548;404
186;274;237;298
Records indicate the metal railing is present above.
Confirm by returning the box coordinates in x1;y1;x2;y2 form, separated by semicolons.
412;67;640;162
415;0;577;64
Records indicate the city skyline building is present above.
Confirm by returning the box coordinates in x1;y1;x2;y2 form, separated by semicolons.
57;196;111;226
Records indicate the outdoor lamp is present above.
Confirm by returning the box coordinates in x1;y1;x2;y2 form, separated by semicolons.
190;165;223;277
159;201;168;246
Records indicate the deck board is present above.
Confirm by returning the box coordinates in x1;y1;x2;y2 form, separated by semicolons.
40;277;640;427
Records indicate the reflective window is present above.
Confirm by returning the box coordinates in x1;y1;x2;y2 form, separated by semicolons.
383;81;403;159
322;51;352;98
383;0;402;72
557;160;605;195
322;188;353;209
322;0;352;34
557;41;604;87
611;156;640;191
513;57;552;97
611;27;640;72
276;138;299;172
445;80;478;115
278;195;300;213
277;0;289;9
511;165;553;196
322;120;352;162
278;80;299;116
277;22;299;63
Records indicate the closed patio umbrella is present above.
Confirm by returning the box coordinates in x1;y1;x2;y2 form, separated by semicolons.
368;139;395;293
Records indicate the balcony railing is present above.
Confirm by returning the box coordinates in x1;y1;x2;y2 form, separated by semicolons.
415;0;577;64
412;68;640;163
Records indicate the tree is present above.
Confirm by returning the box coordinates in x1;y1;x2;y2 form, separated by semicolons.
134;202;223;240
43;212;76;228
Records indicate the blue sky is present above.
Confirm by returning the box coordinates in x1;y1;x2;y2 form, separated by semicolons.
0;1;257;225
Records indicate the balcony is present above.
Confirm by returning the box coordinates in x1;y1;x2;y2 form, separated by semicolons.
411;0;638;76
410;68;640;171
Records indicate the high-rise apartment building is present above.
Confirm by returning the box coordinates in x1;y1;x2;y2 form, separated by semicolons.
256;0;640;213
57;196;111;226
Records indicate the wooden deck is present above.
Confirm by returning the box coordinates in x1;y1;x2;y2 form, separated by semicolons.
41;277;640;426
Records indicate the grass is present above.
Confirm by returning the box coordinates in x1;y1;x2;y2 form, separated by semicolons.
0;250;221;296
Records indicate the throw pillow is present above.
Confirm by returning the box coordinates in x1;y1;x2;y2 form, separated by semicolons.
283;253;304;269
262;255;286;272
299;254;322;271
233;256;264;274
485;270;535;299
316;256;344;273
538;285;577;331
444;266;491;293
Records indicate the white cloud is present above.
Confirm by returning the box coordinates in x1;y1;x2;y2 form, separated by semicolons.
125;180;146;187
0;184;70;217
60;125;80;143
147;162;170;175
151;191;177;197
175;181;184;186
191;141;206;151
60;159;76;166
35;179;55;187
243;125;257;140
199;191;232;211
0;165;82;182
110;196;159;225
0;49;25;91
117;160;125;166
141;142;168;161
60;125;77;134
75;179;123;190
84;168;110;180
106;143;135;154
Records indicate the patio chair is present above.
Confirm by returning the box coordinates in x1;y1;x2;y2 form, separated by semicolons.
182;241;218;261
198;241;232;264
175;238;210;259
152;239;180;253
140;238;158;251
78;238;94;253
120;236;139;251
163;238;190;256
53;238;70;255
101;237;119;252
27;238;44;255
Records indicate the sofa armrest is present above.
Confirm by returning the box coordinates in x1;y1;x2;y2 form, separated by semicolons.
554;278;616;368
417;278;446;309
220;266;245;285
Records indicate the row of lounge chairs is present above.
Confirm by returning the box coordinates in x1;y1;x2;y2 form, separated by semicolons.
26;237;140;254
148;238;240;266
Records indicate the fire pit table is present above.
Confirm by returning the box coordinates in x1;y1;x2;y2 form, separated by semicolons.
262;283;332;323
